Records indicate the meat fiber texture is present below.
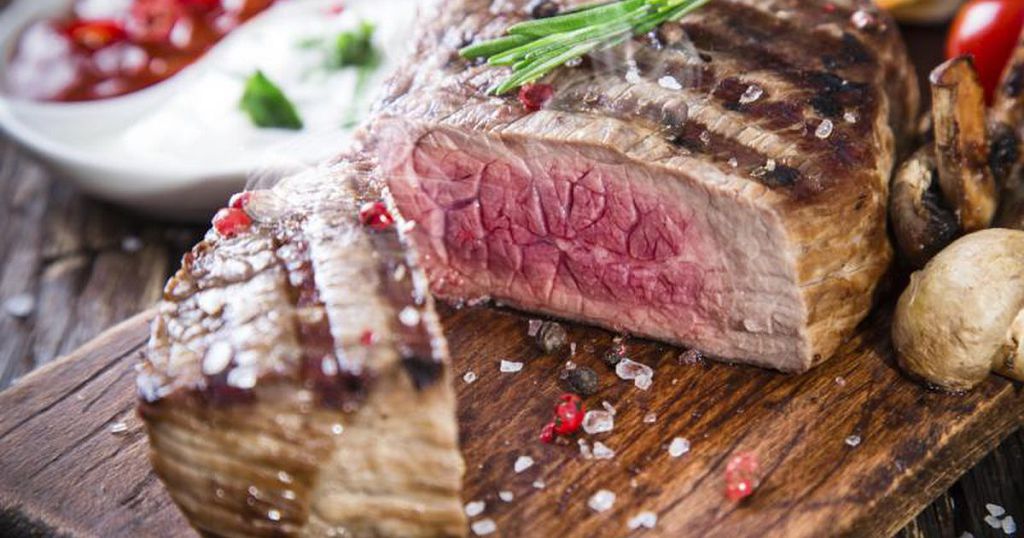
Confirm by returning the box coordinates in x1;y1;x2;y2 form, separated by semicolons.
139;162;466;537
372;0;919;372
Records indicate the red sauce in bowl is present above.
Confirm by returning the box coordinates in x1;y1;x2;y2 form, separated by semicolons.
5;0;275;102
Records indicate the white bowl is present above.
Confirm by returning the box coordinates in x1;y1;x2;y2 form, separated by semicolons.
0;0;414;221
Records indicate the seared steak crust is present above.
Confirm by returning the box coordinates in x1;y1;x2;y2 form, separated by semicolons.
373;0;918;371
139;160;465;537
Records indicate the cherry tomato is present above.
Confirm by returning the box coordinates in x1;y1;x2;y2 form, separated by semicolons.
946;0;1024;104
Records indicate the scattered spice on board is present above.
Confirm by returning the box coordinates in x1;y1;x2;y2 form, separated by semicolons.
724;452;761;501
535;321;568;353
588;489;616;512
563;366;599;396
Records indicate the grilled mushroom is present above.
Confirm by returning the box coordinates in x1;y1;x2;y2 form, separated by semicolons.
930;57;999;232
889;146;960;268
893;229;1024;391
992;26;1024;230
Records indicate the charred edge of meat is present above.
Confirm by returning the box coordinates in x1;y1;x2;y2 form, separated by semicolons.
929;56;998;232
989;122;1021;183
400;356;444;390
992;25;1024;127
890;146;960;268
821;33;875;72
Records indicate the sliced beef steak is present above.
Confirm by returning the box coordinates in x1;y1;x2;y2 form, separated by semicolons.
373;0;919;371
139;160;465;537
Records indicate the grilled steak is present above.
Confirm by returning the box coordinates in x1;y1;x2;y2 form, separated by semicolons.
373;0;919;371
138;160;466;537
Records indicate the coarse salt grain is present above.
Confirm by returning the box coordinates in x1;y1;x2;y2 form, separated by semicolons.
499;491;514;502
500;360;524;373
668;437;690;457
513;455;534;473
658;75;682;90
987;503;1006;517
463;371;478;384
986;515;1004;529
815;119;834;139
399;306;421;327
845;435;862;447
593;441;615;459
202;341;233;375
739;84;763;105
644;412;657;423
615;358;654;390
108;422;129;434
582;410;615;434
579;439;593;459
267;509;281;521
1003;516;1016;534
471;518;497;536
844;111;858;123
4;293;35;319
588;489;616;512
627;511;658;530
532;480;546;489
728;157;739;168
121;236;143;252
835;376;847;386
602;401;616;415
527;319;542;336
625;68;642;84
331;424;343;435
464;501;486;517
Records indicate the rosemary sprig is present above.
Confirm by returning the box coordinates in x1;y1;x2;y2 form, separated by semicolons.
460;0;712;95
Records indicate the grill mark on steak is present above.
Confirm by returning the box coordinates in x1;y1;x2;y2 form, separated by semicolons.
270;223;371;411
363;225;444;391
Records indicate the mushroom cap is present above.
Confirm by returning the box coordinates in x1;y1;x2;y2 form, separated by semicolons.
893;229;1024;391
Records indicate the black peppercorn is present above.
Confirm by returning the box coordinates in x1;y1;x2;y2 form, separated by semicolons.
529;0;560;19
536;321;568;354
602;342;627;368
564;366;599;396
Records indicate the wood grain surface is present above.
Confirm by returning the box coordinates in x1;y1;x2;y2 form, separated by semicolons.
0;289;1022;537
0;21;1022;538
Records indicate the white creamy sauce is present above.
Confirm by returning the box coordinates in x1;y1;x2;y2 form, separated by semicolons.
89;0;417;174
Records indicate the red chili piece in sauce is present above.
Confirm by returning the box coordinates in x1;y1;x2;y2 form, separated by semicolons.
66;20;127;50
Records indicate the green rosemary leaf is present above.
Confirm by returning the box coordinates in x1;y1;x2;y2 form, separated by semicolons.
464;0;714;95
506;0;645;37
460;34;532;59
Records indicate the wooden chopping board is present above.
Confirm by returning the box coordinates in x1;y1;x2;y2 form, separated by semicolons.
0;301;1022;537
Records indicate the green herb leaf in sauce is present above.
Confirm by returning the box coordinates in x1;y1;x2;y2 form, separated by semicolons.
330;21;378;68
240;70;303;130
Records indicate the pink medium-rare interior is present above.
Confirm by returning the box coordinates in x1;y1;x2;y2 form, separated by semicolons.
379;123;810;370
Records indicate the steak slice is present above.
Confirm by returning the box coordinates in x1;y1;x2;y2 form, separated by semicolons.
373;0;919;371
138;160;466;537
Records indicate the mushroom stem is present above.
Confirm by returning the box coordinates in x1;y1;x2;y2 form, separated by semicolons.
994;308;1024;382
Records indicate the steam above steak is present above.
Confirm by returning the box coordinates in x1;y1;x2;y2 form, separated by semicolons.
139;161;465;537
374;0;918;371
